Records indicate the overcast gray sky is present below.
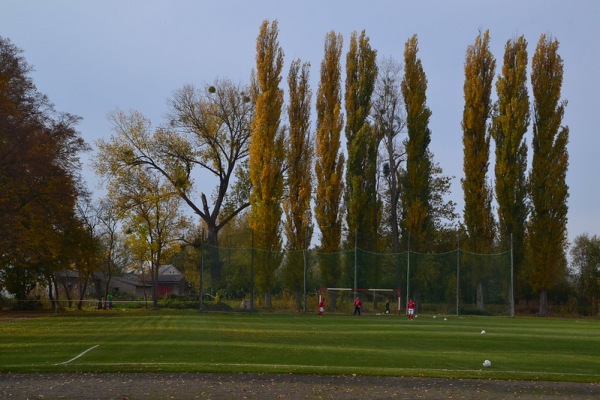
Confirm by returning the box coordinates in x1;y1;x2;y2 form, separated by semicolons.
2;0;599;247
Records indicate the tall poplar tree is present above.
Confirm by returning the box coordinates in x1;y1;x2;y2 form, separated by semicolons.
344;30;379;288
491;36;530;299
401;34;433;253
461;30;496;310
528;34;569;316
283;59;313;309
249;20;285;307
314;31;345;303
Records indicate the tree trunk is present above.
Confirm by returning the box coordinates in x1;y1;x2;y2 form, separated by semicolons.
78;278;88;310
264;291;272;308
152;263;159;309
206;226;222;286
539;289;549;316
295;287;303;311
476;281;484;311
59;274;73;308
94;275;103;309
49;275;59;312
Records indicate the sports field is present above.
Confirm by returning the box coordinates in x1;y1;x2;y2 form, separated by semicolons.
0;311;598;383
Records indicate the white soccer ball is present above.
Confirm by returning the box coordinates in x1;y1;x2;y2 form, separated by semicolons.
483;360;491;368
433;315;436;319
444;318;447;321
481;330;486;334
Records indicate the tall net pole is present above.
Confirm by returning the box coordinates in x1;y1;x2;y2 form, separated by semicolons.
406;232;410;309
303;232;308;313
510;233;515;317
354;229;358;299
456;233;460;316
250;229;254;311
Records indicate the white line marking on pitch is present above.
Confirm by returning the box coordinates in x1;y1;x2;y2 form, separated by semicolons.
54;345;100;366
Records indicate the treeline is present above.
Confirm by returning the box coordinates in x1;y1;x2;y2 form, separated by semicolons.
1;23;598;315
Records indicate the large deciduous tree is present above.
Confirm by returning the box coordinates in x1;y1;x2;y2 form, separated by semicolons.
95;77;253;286
401;34;434;253
0;36;89;304
314;31;345;305
461;30;496;310
528;34;569;316
373;57;405;256
491;36;530;300
249;20;286;307
283;59;314;309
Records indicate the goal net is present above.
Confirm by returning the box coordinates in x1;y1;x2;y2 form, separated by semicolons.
320;287;401;314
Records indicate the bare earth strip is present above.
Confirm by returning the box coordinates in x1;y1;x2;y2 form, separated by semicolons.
1;373;599;400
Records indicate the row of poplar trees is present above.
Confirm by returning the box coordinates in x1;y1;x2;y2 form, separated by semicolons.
94;21;568;315
248;22;452;308
248;23;568;314
462;31;568;315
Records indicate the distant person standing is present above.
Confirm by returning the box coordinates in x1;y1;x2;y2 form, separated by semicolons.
407;298;415;320
318;297;325;316
107;293;113;310
353;297;362;316
385;299;391;314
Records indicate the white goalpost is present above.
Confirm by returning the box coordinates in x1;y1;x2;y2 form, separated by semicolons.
319;287;402;314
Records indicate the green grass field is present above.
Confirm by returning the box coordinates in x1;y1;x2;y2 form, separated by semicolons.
1;310;599;383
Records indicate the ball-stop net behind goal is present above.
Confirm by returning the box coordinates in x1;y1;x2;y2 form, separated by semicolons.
320;287;401;314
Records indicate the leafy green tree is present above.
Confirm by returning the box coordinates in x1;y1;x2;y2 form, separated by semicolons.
570;234;600;316
249;20;286;307
461;30;496;310
491;36;530;300
401;34;434;253
344;30;380;288
528;34;569;316
168;79;253;285
283;59;314;309
314;31;345;305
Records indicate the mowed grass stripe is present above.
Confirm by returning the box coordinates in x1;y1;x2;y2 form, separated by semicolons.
0;311;598;381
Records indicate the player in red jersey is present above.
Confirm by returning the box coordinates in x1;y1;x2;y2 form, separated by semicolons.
353;297;362;316
407;298;415;320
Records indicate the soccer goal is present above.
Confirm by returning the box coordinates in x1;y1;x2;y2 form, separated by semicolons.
319;287;402;314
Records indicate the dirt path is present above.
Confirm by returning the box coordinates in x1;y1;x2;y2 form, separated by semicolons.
1;373;599;399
